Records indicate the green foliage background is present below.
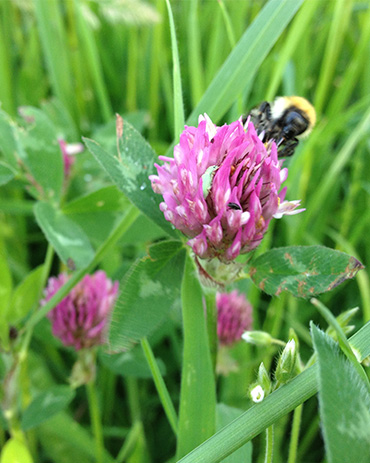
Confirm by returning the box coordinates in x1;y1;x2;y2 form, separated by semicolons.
0;1;370;462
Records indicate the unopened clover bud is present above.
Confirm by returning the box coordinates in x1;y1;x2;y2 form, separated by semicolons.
288;328;299;348
349;344;362;363
275;339;298;385
326;307;359;338
217;290;253;346
257;362;272;395
241;330;273;347
288;328;303;373
250;384;265;403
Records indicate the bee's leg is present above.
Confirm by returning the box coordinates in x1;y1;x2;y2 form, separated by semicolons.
278;138;299;158
259;101;271;119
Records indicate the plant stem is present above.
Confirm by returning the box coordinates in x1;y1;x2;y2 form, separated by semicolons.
264;425;274;463
288;404;303;463
115;421;142;463
125;377;141;423
140;337;178;435
86;380;104;463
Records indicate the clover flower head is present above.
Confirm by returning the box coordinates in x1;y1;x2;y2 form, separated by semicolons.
217;290;253;346
42;271;119;351
150;114;303;261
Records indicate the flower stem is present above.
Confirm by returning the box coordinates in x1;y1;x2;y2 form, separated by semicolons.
140;337;178;435
288;404;303;463
264;425;274;463
86;380;104;463
125;377;141;423
115;421;142;463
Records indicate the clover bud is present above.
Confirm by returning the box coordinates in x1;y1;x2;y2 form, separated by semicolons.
257;362;272;395
250;384;265;403
275;339;298;385
242;330;273;347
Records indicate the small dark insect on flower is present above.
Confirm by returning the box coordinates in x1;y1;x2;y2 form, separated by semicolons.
228;202;242;211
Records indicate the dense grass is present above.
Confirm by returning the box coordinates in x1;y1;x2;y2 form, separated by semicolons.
0;1;370;462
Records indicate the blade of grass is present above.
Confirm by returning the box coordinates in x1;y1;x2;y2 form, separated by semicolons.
126;27;139;113
327;3;370;117
165;0;185;140
187;0;205;107
314;0;353;116
0;2;15;115
176;321;370;463
140;337;178;436
148;0;167;140
176;253;216;459
265;0;319;101
73;0;112;122
204;8;224;86
186;0;305;126
33;0;77;122
217;0;244;118
217;0;236;48
295;105;370;238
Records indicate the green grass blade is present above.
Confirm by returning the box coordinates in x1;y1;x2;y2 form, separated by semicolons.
187;0;205;106
0;4;15;115
186;0;304;125
296;105;370;238
141;337;178;435
148;0;166;140
73;0;112;122
217;0;236;48
176;253;216;459
176;321;370;463
265;0;319;101
126;28;139;113
327;3;370;117
33;0;77;122
314;0;353;116
165;0;185;139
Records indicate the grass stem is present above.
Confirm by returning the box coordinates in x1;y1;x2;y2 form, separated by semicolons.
287;404;303;463
86;380;104;463
141;337;178;435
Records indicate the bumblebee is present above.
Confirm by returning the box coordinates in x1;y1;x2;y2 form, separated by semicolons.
247;96;316;157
